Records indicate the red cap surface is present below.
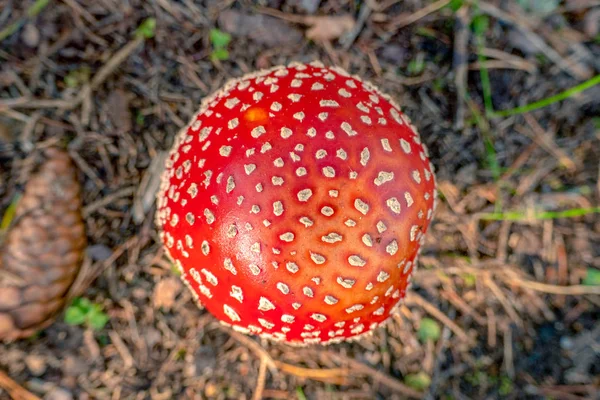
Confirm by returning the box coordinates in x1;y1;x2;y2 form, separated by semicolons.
156;61;437;345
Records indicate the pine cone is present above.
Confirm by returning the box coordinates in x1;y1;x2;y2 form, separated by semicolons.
0;148;86;341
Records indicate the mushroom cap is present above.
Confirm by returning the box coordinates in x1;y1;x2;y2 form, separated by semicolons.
156;61;437;345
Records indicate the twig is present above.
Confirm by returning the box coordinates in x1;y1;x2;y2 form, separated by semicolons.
483;277;523;328
453;5;470;129
340;2;371;50
320;351;424;399
252;356;268;400
0;369;40;400
82;186;137;217
502;325;515;379
478;2;590;80
273;362;349;385
0;0;49;43
1;37;145;112
518;114;579;172
387;0;452;30
405;292;475;345
217;327;277;373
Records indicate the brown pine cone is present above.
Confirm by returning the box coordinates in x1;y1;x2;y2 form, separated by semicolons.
0;148;86;341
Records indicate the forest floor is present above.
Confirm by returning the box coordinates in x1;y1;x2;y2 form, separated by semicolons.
1;0;599;399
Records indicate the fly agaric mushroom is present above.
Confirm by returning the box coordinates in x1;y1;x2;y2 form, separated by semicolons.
156;61;437;345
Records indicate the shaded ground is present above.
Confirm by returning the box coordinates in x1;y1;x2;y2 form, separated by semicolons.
1;0;599;399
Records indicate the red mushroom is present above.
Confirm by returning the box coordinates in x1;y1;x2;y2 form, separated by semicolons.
156;61;437;345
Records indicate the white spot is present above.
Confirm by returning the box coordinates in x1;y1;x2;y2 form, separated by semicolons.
410;225;419;242
292;302;301;310
230;286;244;303
227;224;238;238
227;118;239;129
400;138;411;154
322;232;343;243
296;167;307;177
321;206;334;216
377;270;390;282
348;255;366;267
225;98;240;109
338;88;351;97
310;252;326;265
360;147;370;166
299;216;314;227
341;122;357;136
258;297;275;311
322;166;335;178
272;176;284;186
281;314;295;324
303;286;314;297
311;82;324;90
345;219;357;227
270;102;282;112
381;138;392;152
325;131;335;139
345;304;364;314
201;240;210;255
244;164;256;175
204;209;215;224
219;146;232;157
280;232;295;242
362;234;373;247
288;93;302;102
224;258;237;275
249;264;261;275
307;127;317;137
318;112;328;122
374;171;394;186
361;115;372;125
277;282;290;295
281;127;293;139
251;126;266;138
256;183;263;192
320;100;339;107
329;190;339;197
336;149;348;160
273;201;284;216
260;142;272;153
354;199;369;215
250;242;261;253
377;220;387;233
386;240;398;256
293;112;305;122
285;261;300;274
412;170;422;184
405;192;414;207
297;189;313;202
386;197;401;214
274;157;284;167
258;318;274;329
324;295;338;305
223;305;240;322
315;149;327;159
253;92;264;101
311;313;327;322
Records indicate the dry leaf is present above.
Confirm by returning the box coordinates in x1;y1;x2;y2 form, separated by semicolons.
304;15;355;41
153;277;182;310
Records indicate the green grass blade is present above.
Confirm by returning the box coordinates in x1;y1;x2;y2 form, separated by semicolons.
478;207;600;221
494;74;600;117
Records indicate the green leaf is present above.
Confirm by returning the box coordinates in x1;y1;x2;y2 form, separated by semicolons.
87;308;109;330
210;28;231;49
136;18;156;39
211;48;230;61
64;306;87;326
471;14;489;36
418;318;441;342
583;268;600;286
404;372;431;391
448;0;464;12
